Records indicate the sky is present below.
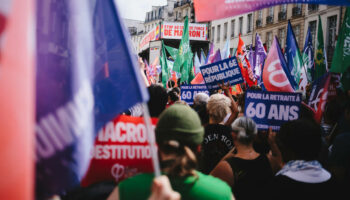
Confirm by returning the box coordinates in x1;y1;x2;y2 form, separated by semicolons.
115;0;167;21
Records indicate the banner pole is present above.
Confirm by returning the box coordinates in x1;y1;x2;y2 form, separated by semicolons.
142;103;161;177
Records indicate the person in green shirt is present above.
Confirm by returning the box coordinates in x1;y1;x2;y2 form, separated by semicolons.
107;104;234;200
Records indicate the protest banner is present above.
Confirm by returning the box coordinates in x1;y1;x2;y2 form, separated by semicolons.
161;21;207;41
193;0;350;22
180;84;209;105
81;115;157;186
139;25;160;51
200;57;244;90
245;90;302;131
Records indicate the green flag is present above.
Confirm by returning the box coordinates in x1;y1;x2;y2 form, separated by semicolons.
160;41;170;88
173;16;192;74
314;16;328;80
331;8;350;74
164;44;178;60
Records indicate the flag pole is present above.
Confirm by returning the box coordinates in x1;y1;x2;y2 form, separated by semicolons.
142;103;161;177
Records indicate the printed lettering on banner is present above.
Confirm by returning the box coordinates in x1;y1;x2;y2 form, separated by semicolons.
81;115;157;186
200;57;244;90
245;90;302;131
180;84;209;105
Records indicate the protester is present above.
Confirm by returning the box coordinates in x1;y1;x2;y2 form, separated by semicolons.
328;101;350;198
210;117;282;200
200;82;238;174
167;88;180;106
147;84;168;117
192;93;210;126
262;119;336;200
107;104;234;200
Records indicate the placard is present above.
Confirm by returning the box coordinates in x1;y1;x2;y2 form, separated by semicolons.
244;90;302;131
81;115;157;186
161;22;208;41
200;57;244;90
180;84;209;105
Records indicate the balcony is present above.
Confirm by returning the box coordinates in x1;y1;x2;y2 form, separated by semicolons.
256;19;262;28
308;4;319;13
278;11;286;21
292;7;302;17
266;16;273;25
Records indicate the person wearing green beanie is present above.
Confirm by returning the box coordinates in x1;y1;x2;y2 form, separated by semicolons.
108;104;234;200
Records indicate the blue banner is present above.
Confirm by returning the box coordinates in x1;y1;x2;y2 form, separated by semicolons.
180;84;209;105
200;57;244;90
244;90;302;131
35;0;148;198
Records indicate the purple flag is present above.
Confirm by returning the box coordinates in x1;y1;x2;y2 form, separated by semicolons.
206;43;214;64
210;49;222;64
254;33;267;80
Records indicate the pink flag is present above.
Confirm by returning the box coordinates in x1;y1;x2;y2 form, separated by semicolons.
262;37;294;92
0;0;34;199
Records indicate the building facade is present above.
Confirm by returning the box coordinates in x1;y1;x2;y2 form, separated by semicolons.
173;0;194;22
210;13;254;56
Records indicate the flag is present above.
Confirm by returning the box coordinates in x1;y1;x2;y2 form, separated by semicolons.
191;72;205;84
236;34;257;87
315;15;328;80
173;16;191;73
160;41;170;87
194;52;201;74
303;27;315;82
0;0;34;199
248;45;255;69
210;49;222;63
193;0;350;22
330;8;350;74
164;44;178;60
200;48;206;65
222;38;230;59
308;73;332;123
206;43;215;64
262;37;295;92
35;0;149;198
144;59;153;85
254;33;267;81
286;21;304;90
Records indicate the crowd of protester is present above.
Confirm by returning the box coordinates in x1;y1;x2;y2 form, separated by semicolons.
61;75;350;199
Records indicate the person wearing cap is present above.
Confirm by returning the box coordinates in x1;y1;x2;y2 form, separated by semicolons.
210;117;282;200
107;104;234;200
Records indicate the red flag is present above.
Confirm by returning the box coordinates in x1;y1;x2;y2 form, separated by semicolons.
191;72;205;84
236;34;257;87
262;37;294;92
0;0;34;199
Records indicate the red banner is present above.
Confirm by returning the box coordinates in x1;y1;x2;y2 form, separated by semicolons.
81;115;158;186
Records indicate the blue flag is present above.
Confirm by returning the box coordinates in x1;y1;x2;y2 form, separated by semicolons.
286;21;304;90
303;27;315;82
35;0;148;198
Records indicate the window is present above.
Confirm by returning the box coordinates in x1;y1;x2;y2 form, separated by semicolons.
327;15;337;62
239;17;243;34
224;22;228;40
280;5;287;12
217;25;221;42
230;48;234;56
296;3;302;9
231;20;235;38
278;28;286;49
294;25;301;45
176;11;178;19
266;31;273;50
179;12;182;18
247;14;252;33
268;7;274;17
211;27;215;42
309;21;317;50
258;10;263;20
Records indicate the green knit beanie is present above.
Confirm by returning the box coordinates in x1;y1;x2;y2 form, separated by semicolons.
155;104;204;146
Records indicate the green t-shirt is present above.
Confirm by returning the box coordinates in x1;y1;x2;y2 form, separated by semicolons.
118;171;232;200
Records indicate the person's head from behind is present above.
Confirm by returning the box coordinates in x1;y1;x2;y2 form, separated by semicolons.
207;94;231;124
155;104;204;177
231;117;257;146
148;84;168;117
277;119;322;163
168;89;180;103
193;93;209;107
167;80;175;89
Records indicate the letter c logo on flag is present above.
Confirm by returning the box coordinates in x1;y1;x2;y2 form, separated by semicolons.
267;59;290;88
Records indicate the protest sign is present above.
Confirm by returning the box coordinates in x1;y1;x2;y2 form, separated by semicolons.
161;22;207;41
81;115;157;186
245;90;302;131
200;57;244;90
180;84;209;105
139;25;160;51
